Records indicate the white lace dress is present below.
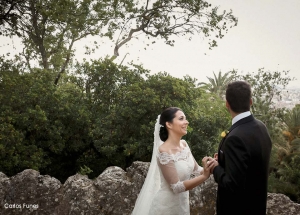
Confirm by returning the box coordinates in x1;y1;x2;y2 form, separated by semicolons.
148;141;203;215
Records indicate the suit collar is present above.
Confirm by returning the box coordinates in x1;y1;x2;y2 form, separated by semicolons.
229;114;254;132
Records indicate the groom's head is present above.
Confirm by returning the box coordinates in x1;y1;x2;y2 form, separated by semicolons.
225;81;252;114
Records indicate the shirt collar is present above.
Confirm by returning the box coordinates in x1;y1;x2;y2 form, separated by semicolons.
232;111;251;125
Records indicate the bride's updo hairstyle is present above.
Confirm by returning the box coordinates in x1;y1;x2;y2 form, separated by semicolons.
159;107;182;141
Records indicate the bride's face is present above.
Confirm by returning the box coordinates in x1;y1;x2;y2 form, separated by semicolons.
167;110;189;136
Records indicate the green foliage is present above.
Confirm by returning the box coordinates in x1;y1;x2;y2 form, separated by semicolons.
78;165;93;176
268;156;300;203
73;58;224;178
236;68;294;139
0;57;230;181
0;58;92;181
1;56;298;205
268;172;299;202
269;105;300;203
0;0;25;35
2;1;298;203
186;93;231;160
283;105;300;138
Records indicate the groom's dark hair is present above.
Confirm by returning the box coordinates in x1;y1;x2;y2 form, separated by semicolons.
226;81;252;113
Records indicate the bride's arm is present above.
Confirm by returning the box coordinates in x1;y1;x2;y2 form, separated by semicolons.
184;157;213;191
157;155;213;193
192;159;204;175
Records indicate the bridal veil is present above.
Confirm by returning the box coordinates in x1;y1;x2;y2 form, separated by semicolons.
131;115;163;215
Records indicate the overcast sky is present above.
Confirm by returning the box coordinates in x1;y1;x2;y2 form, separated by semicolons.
98;0;299;88
1;0;299;88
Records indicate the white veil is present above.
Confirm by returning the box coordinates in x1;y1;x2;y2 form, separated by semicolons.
131;115;163;215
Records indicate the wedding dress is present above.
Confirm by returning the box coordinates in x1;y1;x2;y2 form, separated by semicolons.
131;115;203;215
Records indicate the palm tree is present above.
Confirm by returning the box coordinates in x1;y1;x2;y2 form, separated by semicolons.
198;70;236;98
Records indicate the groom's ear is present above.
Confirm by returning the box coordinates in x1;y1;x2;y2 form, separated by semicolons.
225;100;230;109
225;100;231;113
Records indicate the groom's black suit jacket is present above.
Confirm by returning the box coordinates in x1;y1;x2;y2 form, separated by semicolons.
213;115;272;215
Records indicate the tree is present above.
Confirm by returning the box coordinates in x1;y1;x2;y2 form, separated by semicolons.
109;0;238;60
73;59;208;178
2;0;114;85
199;70;236;98
186;92;231;160
283;104;300;138
268;155;300;203
2;0;238;85
0;0;25;33
1;0;239;180
0;56;92;181
276;105;300;166
0;55;236;182
236;68;294;138
269;105;300;203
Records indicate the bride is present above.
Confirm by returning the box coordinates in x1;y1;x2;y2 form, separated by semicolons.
131;107;214;215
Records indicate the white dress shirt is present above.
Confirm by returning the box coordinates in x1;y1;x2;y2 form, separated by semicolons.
232;111;251;125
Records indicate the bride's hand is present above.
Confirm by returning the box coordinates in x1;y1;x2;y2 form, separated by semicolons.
201;157;215;178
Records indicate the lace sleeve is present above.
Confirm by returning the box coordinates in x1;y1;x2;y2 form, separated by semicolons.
157;155;186;194
191;154;203;176
192;162;203;176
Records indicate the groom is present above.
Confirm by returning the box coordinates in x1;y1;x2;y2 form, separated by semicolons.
210;81;272;215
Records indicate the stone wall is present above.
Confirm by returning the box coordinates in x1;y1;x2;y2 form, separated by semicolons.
0;161;299;215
